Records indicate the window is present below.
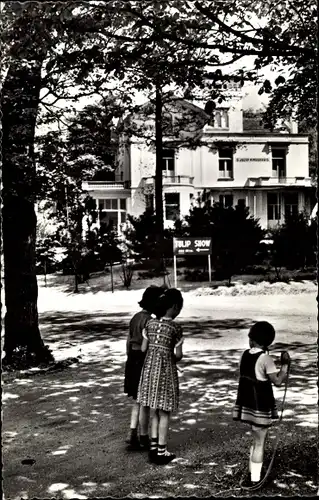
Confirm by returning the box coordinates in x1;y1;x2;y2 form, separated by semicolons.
98;198;127;233
100;211;118;232
215;111;222;127
161;149;175;174
219;194;233;207
222;110;229;128
237;198;246;208
272;148;286;177
165;193;180;221
210;109;229;128
218;148;233;179
267;193;281;220
100;199;118;210
145;194;154;211
284;193;298;218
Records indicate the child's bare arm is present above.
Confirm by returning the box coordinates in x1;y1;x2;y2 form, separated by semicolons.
175;344;183;362
268;351;291;386
268;365;289;386
141;337;149;352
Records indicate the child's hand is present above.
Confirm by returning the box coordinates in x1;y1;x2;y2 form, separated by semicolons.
281;351;291;366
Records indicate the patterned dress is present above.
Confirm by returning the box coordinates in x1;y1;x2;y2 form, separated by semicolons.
137;318;183;413
233;350;278;428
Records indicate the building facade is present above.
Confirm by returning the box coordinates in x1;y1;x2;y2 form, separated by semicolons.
83;90;314;233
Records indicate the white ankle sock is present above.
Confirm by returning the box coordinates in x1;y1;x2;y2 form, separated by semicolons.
249;446;253;472
251;461;263;482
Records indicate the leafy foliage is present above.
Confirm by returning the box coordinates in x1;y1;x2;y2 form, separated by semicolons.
298;121;318;184
139;1;317;126
271;212;317;271
124;209;174;263
96;229;123;266
120;262;134;289
35;100;121;281
66;100;120;180
177;198;265;282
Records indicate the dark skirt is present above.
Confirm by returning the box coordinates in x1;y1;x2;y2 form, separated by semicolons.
124;349;146;400
233;376;278;428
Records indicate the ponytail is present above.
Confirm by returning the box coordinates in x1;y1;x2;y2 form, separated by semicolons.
154;288;183;318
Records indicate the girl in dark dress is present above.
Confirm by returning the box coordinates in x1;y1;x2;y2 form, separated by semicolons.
233;321;291;486
124;286;163;450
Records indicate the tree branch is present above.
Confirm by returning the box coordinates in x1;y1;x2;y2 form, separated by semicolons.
193;1;314;56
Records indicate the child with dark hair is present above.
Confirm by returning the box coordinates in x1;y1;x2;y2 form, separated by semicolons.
233;321;291;487
137;288;184;465
124;286;164;450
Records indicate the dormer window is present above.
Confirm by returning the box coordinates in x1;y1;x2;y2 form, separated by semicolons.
209;109;229;129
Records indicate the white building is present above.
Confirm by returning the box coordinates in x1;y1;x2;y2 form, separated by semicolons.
83;87;314;232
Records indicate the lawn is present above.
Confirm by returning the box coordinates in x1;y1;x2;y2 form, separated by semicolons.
2;280;318;499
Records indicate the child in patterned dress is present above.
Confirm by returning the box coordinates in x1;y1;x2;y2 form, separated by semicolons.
233;321;291;486
124;286;163;451
137;288;184;465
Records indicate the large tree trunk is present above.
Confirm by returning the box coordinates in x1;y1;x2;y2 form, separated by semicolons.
155;84;164;235
2;58;53;365
154;85;166;277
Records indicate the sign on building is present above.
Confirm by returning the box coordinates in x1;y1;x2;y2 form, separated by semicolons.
173;237;212;287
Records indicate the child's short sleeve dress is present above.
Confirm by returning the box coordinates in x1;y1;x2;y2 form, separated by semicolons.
233;348;278;427
137;318;183;413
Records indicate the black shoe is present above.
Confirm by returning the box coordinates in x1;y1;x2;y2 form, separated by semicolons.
154;452;176;465
139;436;150;451
149;450;158;463
125;430;137;445
126;438;141;451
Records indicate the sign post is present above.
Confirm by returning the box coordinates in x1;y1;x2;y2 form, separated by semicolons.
173;255;177;288
173;237;212;288
110;260;114;293
208;254;212;282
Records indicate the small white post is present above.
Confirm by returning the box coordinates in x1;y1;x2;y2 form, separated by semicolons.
208;254;212;283
173;255;177;288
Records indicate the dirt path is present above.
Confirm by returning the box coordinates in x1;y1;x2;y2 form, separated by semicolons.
3;292;317;498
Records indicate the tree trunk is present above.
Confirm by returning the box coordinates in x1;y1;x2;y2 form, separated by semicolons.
2;58;53;365
155;85;165;276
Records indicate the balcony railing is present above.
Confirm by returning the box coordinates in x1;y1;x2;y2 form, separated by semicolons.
247;176;312;187
143;175;194;186
82;180;131;190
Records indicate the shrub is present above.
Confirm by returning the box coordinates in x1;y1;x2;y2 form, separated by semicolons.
184;268;210;282
124;209;173;262
178;199;265;283
120;262;134;289
270;212;317;271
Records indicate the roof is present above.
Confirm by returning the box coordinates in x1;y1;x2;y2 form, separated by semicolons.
243;112;272;132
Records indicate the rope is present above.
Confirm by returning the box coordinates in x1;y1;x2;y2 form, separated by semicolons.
240;362;291;491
